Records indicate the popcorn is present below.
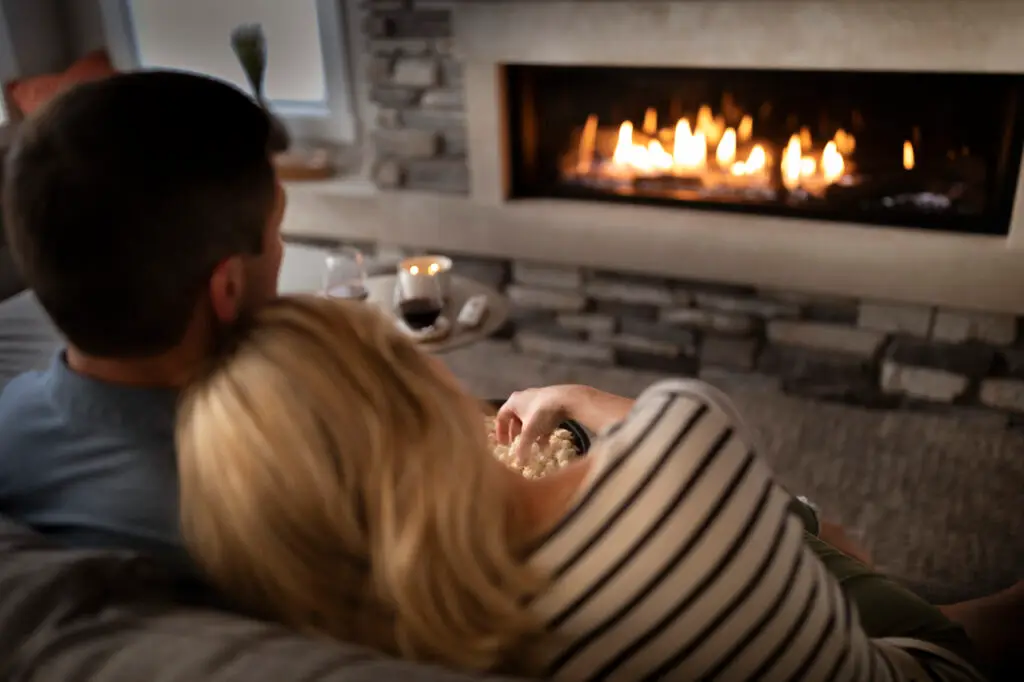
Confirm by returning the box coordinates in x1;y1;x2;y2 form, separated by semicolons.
484;416;581;479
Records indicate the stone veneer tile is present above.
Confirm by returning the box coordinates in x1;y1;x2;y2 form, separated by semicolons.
515;331;613;365
694;293;800;319
367;54;394;83
698;367;781;394
506;284;586;312
376;108;402;128
932;310;1018;346
880;362;969;402
556;313;616;336
403;159;469;193
601;334;681;358
370;86;421;107
670;288;694;306
618;318;698;354
996;347;1024;379
659;307;756;335
513;262;584;290
421;89;464;109
615;349;698;375
759;346;885;407
585;279;674;306
885;337;995;378
593;300;659;321
758;288;858;308
440;59;463;87
857;302;934;337
700;336;760;371
767;320;886;358
365;10;451;39
401;108;466;130
372;160;403;188
979;378;1024;412
515;318;584;342
441;129;467;156
449;256;509;289
369;38;433;56
391;57;439;87
372;128;439;159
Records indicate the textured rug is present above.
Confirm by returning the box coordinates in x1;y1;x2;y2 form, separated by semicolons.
444;340;1024;604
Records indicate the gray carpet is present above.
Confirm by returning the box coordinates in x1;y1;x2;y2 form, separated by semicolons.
444;340;1024;604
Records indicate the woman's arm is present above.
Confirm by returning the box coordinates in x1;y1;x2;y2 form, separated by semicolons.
531;379;986;681
632;380;985;681
494;385;634;446
559;385;634;434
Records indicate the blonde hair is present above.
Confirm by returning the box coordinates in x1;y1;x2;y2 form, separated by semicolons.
176;295;544;671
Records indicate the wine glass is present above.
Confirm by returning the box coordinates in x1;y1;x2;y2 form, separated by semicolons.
394;267;445;331
322;247;368;301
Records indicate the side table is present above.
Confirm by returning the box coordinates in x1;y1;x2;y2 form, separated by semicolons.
278;243;509;354
365;274;509;354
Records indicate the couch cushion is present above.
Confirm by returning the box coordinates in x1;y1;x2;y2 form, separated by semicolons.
0;289;62;391
0;517;524;682
0;247;25;304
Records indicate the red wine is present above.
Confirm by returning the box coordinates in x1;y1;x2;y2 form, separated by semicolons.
399;297;442;330
326;284;369;301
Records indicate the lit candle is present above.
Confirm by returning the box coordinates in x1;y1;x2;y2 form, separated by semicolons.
399;255;453;299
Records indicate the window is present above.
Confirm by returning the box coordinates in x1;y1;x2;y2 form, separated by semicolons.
0;2;15;130
98;0;356;142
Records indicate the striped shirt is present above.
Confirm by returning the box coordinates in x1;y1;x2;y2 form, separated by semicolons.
526;380;983;681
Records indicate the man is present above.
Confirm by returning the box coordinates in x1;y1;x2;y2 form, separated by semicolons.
0;71;287;568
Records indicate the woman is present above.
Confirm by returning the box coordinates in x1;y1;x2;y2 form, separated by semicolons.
177;296;983;681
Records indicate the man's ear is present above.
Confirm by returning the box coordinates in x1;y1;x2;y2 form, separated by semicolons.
208;256;247;323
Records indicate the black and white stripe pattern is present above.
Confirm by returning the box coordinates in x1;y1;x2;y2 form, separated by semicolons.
527;380;984;682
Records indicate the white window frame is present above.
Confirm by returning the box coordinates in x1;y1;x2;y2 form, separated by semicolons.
0;2;18;145
97;0;357;144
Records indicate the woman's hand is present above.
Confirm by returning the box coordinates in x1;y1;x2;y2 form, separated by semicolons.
495;385;635;447
495;386;573;447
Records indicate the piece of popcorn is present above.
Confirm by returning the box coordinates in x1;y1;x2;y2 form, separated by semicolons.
484;416;580;479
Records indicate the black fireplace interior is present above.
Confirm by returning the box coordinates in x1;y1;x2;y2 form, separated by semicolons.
506;64;1024;236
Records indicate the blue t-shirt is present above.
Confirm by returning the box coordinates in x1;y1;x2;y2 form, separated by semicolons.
0;353;186;568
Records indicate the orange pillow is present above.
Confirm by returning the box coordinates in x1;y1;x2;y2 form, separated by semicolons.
7;50;117;117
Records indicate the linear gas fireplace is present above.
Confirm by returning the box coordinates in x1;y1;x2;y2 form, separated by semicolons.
507;65;1024;236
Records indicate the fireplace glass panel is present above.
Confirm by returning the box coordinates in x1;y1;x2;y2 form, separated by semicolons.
506;65;1024;236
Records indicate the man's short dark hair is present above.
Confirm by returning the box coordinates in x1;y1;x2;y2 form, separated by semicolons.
2;70;278;357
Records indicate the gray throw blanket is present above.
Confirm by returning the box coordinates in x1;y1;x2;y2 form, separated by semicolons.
0;516;526;682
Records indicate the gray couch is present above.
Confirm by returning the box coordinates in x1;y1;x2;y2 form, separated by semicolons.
0;515;523;682
0;247;62;389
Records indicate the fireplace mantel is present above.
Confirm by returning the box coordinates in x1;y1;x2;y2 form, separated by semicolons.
285;0;1024;314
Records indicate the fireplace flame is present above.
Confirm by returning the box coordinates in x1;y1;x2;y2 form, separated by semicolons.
695;105;726;146
572;103;873;194
903;140;915;170
730;144;767;176
612;121;635;167
834;129;855;156
674;119;707;171
782;134;803;190
737;115;753;143
799;126;813;151
821;141;844;183
576;114;599;174
716;127;737;167
643;107;658;135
